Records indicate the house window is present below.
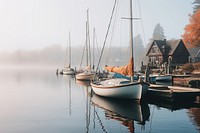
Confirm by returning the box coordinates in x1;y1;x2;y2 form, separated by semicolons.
151;48;155;53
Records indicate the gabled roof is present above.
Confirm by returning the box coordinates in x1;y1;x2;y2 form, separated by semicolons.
166;39;181;55
196;50;200;57
146;40;165;56
154;40;166;55
188;47;200;57
146;39;186;56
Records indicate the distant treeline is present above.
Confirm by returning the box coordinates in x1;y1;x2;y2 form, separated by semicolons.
0;44;148;70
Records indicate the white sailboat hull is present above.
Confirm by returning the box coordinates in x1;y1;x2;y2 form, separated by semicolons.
63;71;75;75
75;72;95;81
62;68;75;75
91;78;149;100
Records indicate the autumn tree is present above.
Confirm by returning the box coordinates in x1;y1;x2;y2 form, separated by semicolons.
182;9;200;48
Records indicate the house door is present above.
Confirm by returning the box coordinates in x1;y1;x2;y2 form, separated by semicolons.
150;56;157;67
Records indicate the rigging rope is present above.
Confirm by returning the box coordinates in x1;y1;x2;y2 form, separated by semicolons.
137;0;147;46
93;29;104;72
94;0;118;78
95;109;108;133
105;0;120;65
79;41;86;70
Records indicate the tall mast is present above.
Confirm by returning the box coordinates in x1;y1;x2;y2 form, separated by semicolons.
68;31;71;68
130;0;134;82
92;28;95;71
86;21;88;66
87;9;91;70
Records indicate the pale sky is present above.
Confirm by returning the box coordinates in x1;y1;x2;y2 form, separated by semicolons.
0;0;193;52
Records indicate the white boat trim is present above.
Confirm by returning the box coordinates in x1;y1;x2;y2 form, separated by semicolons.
91;78;149;100
62;67;75;75
75;72;95;81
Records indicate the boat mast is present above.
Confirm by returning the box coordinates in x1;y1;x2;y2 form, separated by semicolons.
68;31;71;68
87;9;91;70
130;0;134;82
92;28;95;71
86;21;88;67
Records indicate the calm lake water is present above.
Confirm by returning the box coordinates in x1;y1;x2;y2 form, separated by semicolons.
0;67;200;133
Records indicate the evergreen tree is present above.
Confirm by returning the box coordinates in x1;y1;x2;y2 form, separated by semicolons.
133;34;145;70
193;0;200;13
151;23;166;41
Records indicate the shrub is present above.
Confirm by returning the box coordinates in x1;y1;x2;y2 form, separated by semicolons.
194;62;200;70
181;63;195;73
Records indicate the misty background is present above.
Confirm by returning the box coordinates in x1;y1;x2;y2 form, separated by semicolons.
0;34;147;70
0;0;193;71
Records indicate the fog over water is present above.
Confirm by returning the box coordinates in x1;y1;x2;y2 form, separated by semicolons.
0;44;147;71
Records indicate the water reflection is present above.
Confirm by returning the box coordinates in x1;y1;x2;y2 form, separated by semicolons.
76;80;91;87
91;94;150;133
58;72;200;133
65;75;73;115
148;95;200;111
1;67;200;133
188;108;200;132
75;79;92;133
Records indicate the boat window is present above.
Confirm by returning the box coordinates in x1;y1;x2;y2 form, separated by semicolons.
120;81;130;84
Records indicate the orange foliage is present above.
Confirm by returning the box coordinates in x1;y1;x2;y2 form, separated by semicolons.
182;9;200;48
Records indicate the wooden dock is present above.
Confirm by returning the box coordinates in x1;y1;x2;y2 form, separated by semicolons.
147;84;200;103
172;75;200;88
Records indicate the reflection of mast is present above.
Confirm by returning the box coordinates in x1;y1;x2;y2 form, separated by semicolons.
86;86;89;132
85;86;92;133
94;109;108;133
68;77;71;115
93;105;96;129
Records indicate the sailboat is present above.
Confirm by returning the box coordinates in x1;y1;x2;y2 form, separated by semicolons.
90;0;149;100
75;10;95;81
62;32;75;75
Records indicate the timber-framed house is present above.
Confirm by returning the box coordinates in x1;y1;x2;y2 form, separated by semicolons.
146;39;190;68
